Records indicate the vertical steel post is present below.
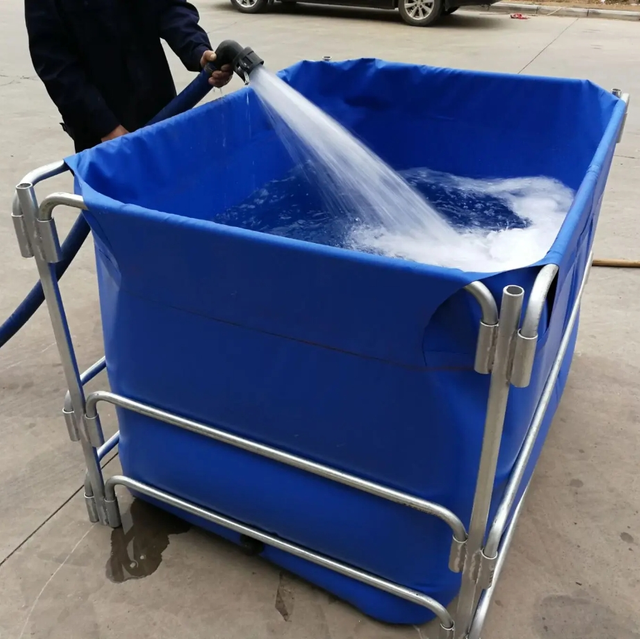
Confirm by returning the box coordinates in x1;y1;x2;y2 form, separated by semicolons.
454;285;524;638
15;183;108;524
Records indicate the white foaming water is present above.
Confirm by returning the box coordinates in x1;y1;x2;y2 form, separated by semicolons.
249;68;574;273
351;169;574;272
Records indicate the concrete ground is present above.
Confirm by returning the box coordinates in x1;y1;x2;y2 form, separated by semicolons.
1;1;639;637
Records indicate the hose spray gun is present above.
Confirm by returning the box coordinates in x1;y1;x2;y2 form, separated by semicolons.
206;40;264;85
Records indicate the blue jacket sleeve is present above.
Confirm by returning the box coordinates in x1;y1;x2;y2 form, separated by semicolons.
158;0;213;73
25;0;120;140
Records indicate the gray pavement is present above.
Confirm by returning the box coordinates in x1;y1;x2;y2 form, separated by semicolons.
0;2;639;638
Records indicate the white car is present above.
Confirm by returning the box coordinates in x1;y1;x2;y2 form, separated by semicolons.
228;0;493;27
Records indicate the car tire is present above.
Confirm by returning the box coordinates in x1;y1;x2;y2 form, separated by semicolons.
398;0;443;26
442;6;459;13
230;0;269;14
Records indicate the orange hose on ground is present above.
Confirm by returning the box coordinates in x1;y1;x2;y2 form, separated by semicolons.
592;259;640;268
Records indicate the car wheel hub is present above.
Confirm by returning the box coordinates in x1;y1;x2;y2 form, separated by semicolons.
238;0;259;7
404;0;435;19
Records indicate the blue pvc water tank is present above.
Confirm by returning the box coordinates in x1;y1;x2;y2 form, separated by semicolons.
66;59;625;623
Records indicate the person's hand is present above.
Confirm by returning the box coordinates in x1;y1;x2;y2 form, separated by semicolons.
200;50;233;88
101;125;128;142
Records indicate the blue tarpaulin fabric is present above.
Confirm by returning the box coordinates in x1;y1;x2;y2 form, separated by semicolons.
65;60;626;624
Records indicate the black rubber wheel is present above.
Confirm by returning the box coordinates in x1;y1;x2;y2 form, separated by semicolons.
230;0;268;14
398;0;443;26
442;5;459;13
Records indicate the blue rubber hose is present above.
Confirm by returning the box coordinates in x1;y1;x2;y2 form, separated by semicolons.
148;68;212;125
0;69;214;349
0;214;90;348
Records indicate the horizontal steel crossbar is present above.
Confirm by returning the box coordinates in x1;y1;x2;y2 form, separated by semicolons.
105;475;455;636
85;391;467;543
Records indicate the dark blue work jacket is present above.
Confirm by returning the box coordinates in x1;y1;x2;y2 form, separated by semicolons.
25;0;211;151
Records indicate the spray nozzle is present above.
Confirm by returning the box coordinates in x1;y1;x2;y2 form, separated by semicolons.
206;40;264;85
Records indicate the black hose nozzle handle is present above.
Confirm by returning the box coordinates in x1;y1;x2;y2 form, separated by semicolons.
206;40;264;84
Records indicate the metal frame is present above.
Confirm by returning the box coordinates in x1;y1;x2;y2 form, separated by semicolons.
9;147;603;637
